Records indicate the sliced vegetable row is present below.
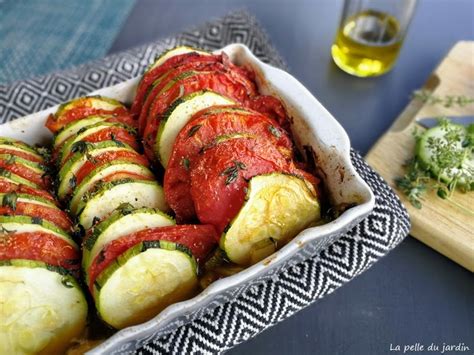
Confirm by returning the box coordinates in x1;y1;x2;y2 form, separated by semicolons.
131;46;290;164
47;96;166;229
135;46;322;266
0;137;87;355
46;96;218;330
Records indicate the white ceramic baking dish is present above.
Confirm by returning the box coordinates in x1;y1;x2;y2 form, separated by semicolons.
0;44;374;354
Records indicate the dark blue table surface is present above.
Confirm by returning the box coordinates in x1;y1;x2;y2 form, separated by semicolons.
110;1;474;354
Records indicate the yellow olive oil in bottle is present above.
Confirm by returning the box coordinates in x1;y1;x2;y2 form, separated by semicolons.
331;0;417;77
332;9;402;77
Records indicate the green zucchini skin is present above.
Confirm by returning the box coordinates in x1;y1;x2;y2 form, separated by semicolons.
0;192;56;209
155;90;235;167
146;46;210;72
0;138;44;162
76;178;168;229
0;260;87;355
0;154;47;174
0;168;39;189
59;121;136;164
53;114;116;149
55;95;125;118
0;215;77;247
93;241;197;329
82;206;175;284
68;161;154;214
57;141;137;200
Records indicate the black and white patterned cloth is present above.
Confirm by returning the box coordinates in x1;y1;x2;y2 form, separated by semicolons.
0;10;410;354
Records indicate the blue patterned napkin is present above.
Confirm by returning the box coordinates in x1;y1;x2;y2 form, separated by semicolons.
0;0;135;84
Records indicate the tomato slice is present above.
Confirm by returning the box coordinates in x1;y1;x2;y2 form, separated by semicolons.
142;71;259;160
132;53;223;120
88;224;217;292
0;161;49;190
74;150;149;188
164;107;293;222
0;201;73;232
0;180;57;204
138;62;252;133
189;137;316;233
45;107;131;133
59;126;139;164
0;148;44;164
247;95;291;133
0;232;80;274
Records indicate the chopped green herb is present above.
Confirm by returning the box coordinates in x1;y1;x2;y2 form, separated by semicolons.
32;217;43;225
69;175;77;190
0;168;11;178
71;141;92;154
4;155;15;165
221;160;246;186
187;124;202;138
111;133;125;147
182;157;190;171
2;192;18;211
268;125;281;138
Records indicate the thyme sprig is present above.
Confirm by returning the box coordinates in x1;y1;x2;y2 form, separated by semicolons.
412;90;474;108
395;117;473;212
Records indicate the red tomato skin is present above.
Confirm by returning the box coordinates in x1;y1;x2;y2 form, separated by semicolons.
164;107;293;222
247;95;291;132
0;148;43;164
189;137;295;233
0;232;80;274
53;115;138;151
132;52;222;119
88;224;217;292
0;202;72;232
0;161;49;190
142;71;258;161
137;62;224;133
45;106;132;133
74;150;149;188
0;180;57;204
58;126;139;164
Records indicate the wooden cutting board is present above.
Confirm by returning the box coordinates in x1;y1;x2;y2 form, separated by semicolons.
366;41;474;272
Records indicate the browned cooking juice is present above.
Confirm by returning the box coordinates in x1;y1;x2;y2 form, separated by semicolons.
332;9;402;77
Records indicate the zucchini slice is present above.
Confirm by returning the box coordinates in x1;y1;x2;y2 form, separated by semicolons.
59;121;136;164
94;241;197;329
0;193;72;232
220;173;321;266
0;192;56;209
69;161;154;214
0;154;46;175
82;206;175;278
416;123;473;186
0;215;77;248
0;138;44;163
155;91;235;167
0;168;39;189
57;141;136;200
55;96;125;118
147;46;210;72
53;114;116;149
0;260;87;355
77;179;168;229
